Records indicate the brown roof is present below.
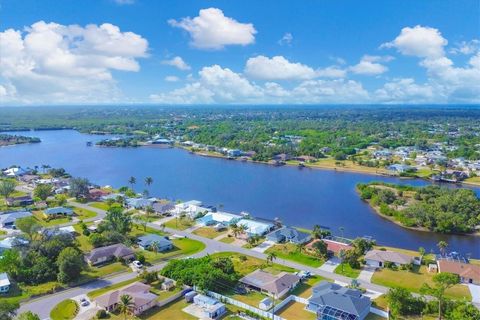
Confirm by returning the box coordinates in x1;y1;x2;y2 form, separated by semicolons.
240;270;300;296
437;260;480;282
96;282;157;309
306;239;353;254
365;249;412;265
85;243;134;262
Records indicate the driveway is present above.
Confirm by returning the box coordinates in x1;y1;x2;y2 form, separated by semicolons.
318;257;340;272
358;266;376;283
251;240;275;253
468;283;480;304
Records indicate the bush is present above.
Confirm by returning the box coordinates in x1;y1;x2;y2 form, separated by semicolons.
135;252;146;264
96;310;107;319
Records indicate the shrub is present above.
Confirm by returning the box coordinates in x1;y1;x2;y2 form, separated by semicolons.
96;310;107;319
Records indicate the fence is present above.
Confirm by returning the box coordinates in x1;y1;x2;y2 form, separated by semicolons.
156;285;190;308
370;306;389;318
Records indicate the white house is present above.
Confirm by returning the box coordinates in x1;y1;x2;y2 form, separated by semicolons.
197;211;242;226
173;200;210;219
236;219;273;236
0;273;10;293
364;249;413;268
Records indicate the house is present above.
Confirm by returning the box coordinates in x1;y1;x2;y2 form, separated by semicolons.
437;260;480;285
137;234;173;252
185;291;197;302
0;273;10;293
239;270;300;298
259;297;273;310
89;188;110;201
2;167;29;177
236;219;273;236
306;238;353;256
95;282;158;315
174;200;211;219
266;226;311;244
192;294;226;319
227;149;242;157
85;243;135;266
294;155;317;163
197;211;242;226
0;211;32;228
364;249;413;268
387;164;416;174
0;237;29;254
126;198;155;209
152;201;175;215
273;153;292;162
44;226;76;238
44;206;74;216
307;281;371;320
5;196;34;207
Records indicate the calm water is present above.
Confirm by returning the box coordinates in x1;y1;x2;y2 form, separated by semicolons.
1;130;479;257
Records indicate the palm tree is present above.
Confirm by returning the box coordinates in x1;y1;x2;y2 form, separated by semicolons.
267;252;277;265
145;176;153;192
150;241;160;254
339;226;345;239
437;241;448;256
118;294;134;320
312;225;322;239
295;242;306;253
128;176;136;191
145;205;155;220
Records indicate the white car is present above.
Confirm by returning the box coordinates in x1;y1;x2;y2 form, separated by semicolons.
81;300;90;307
132;260;143;269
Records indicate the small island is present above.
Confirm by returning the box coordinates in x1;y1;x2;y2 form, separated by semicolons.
357;182;480;235
0;134;41;147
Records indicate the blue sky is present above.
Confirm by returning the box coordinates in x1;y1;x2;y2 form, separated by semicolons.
0;0;479;105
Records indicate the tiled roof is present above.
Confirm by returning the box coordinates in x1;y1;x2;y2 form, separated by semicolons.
438;260;480;282
365;249;412;265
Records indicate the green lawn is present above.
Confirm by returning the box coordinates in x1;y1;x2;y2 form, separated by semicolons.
163;217;194;230
81;262;129;282
290;275;325;298
87;278;138;299
277;301;316;320
192;226;227;239
1;280;62;305
210;252;297;276
265;244;324;268
50;299;78;320
32;210;71;226
138;298;197;320
73;207;97;220
371;265;471;300
220;236;235;243
229;290;269;307
139;238;205;264
88;202;111;210
334;263;361;278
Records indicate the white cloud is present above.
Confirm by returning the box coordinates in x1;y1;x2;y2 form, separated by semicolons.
168;8;256;50
164;76;180;82
161;56;191;70
382;25;480;102
315;66;347;78
0;21;148;104
245;55;316;80
375;78;437;103
449;39;479;55
349;55;389;75
151;64;368;104
278;33;293;46
381;25;447;58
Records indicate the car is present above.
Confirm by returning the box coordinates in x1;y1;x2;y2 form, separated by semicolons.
132;260;143;269
81;300;90;307
80;297;87;302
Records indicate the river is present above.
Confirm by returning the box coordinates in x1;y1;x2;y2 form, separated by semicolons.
1;130;479;257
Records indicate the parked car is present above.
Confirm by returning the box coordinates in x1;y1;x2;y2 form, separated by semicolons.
132;260;143;269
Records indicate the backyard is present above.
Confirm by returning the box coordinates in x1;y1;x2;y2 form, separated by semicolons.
192;226;227;239
265;243;324;268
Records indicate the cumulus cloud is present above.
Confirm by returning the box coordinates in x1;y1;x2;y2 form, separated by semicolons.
244;55;316;80
375;78;436;103
168;8;256;50
278;33;293;46
0;21;148;104
349;55;390;75
449;39;480;55
150;64;368;104
164;76;180;82
382;25;480;102
161;56;191;70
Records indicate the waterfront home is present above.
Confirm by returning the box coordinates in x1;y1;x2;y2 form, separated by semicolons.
387;164;416;174
88;188;111;201
100;193;125;202
137;234;173;251
266;226;311;244
273;153;292;162
44;206;74;217
239;269;300;299
372;149;392;160
236;219;273;237
227;149;242;157
85;243;135;266
152;201;175;215
437;260;480;285
18;174;39;185
5;195;34;207
294;155;317;163
306;238;353;256
2;167;30;177
0;273;10;293
197;211;242;226
192;294;226;319
174;200;211;219
95;282;158;315
364;249;413;268
307;281;371;320
126;197;155;209
0;211;32;228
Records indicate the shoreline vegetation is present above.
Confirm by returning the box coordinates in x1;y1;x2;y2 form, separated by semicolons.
0;134;41;147
356;182;480;236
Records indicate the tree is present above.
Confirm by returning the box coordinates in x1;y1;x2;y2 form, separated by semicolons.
418;247;426;257
68;177;90;199
56;247;84;283
150;241;160;254
17;311;40;320
145;205;155;220
437;241;448;256
0;249;20;276
105;206;132;234
312;240;328;259
266;252;277;265
0;180;16;205
15;216;41;241
295;242;306;253
33;184;52;201
55;194;67;206
312;225;322;239
118;294;135;320
144;177;153;195
421;272;460;320
447;301;480;320
386;287;425;318
128;176;136;191
0;301;18;320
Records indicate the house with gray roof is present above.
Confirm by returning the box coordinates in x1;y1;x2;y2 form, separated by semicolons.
364;249;413;268
239;269;300;298
266;226;311;244
0;211;32;228
307;281;371;320
44;207;74;216
152;201;175;214
137;234;173;251
85;243;135;266
126;198;155;209
95;282;158;315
